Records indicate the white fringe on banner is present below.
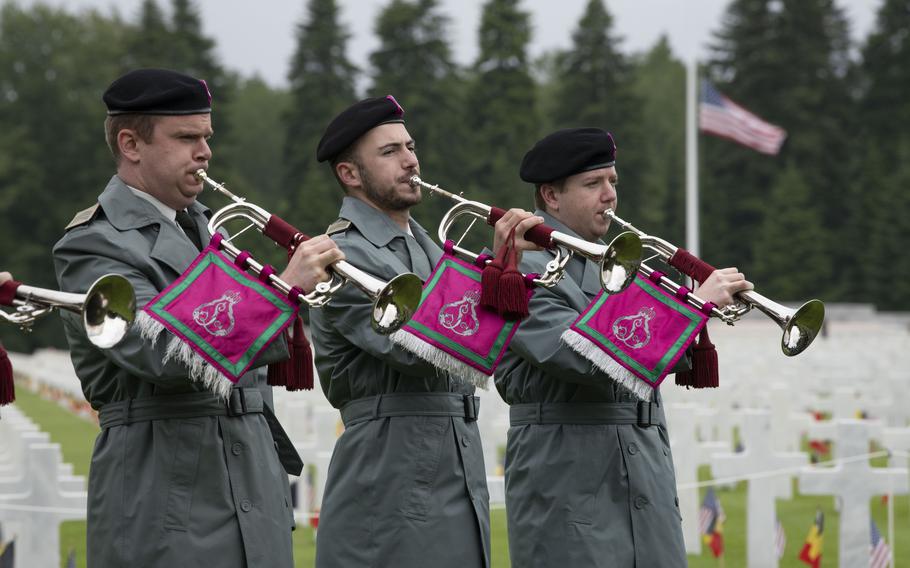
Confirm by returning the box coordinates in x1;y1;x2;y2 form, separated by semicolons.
561;329;653;401
135;311;234;400
389;329;490;390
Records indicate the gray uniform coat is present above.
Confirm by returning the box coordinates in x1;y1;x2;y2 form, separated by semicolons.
495;211;687;568
309;196;490;568
53;176;295;568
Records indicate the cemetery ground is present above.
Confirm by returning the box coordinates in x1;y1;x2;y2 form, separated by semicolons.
11;384;908;568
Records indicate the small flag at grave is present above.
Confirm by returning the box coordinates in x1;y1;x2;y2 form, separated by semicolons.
775;517;786;559
798;509;823;568
698;487;725;557
65;549;77;568
0;539;14;568
869;519;892;568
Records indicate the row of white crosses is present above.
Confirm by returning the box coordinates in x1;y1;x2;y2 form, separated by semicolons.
0;405;87;568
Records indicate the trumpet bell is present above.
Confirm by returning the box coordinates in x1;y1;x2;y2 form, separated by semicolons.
83;274;136;348
601;231;642;294
371;273;424;334
781;299;825;357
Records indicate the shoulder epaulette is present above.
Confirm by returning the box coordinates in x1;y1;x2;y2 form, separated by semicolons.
326;218;351;235
65;204;100;231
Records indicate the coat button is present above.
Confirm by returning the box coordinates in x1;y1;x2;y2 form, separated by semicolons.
462;436;470;447
240;499;252;512
627;443;638;455
634;496;649;510
232;442;243;456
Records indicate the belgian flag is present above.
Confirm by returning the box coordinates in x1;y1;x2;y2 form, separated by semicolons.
798;509;824;568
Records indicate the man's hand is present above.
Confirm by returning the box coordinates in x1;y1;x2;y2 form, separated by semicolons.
0;272;12;285
279;235;345;294
696;267;753;308
492;209;545;257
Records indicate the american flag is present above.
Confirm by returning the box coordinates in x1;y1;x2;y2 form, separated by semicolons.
870;519;892;568
775;517;786;559
698;487;725;535
699;80;788;155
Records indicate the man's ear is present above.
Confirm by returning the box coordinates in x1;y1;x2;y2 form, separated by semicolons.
117;129;142;164
336;161;361;189
539;183;560;212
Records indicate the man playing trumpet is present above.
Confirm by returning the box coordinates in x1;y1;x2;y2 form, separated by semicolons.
53;68;343;568
309;95;541;568
497;127;753;567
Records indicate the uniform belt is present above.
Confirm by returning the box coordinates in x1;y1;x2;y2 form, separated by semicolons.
98;388;303;476
99;388;264;428
509;401;664;428
340;393;480;428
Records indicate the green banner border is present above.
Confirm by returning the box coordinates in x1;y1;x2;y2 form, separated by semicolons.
403;259;516;369
148;252;295;375
575;278;701;384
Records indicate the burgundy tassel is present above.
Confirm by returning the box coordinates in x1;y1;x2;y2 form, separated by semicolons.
267;330;290;387
676;329;719;389
286;317;314;391
687;326;719;389
480;258;503;311
268;316;314;391
497;228;529;320
0;343;15;406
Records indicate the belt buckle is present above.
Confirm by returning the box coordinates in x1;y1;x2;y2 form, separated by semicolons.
637;401;654;428
228;389;247;417
463;395;478;422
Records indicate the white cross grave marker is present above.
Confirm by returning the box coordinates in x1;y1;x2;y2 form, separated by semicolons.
711;409;806;568
798;419;909;568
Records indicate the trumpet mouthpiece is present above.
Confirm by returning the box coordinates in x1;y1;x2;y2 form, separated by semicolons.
409;175;422;187
194;169;207;181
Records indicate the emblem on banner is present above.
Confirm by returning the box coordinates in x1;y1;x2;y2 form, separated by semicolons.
438;289;481;337
612;306;655;349
193;291;242;337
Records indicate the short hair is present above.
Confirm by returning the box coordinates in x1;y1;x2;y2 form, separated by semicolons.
330;144;361;191
104;114;158;164
533;178;566;211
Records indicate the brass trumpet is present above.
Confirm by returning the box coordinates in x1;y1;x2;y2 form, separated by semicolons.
195;170;423;335
603;209;825;356
409;176;642;294
0;274;136;348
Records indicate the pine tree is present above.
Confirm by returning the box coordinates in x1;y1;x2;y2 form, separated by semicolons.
704;0;852;301
282;0;357;229
0;4;129;350
464;0;537;209
751;162;830;300
855;0;910;307
125;0;173;68
858;0;910;158
629;36;686;244
368;0;466;222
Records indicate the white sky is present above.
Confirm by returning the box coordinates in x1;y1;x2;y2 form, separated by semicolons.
18;0;882;87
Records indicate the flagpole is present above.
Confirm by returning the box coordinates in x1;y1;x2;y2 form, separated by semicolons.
685;59;700;259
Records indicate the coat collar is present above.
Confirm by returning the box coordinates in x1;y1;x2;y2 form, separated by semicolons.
339;196;441;270
99;175;212;276
536;209;605;297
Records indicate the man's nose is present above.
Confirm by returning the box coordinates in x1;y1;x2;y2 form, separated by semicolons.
196;139;212;163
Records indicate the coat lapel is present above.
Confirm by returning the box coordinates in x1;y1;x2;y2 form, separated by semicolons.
98;176;207;278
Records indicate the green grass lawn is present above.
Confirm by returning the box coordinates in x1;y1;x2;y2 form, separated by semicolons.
10;384;909;567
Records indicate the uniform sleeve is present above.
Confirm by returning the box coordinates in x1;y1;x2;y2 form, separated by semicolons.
53;225;286;388
311;234;441;378
507;251;623;387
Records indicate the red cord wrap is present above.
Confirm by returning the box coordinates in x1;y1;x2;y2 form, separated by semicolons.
0;343;13;405
1;281;21;404
0;280;21;306
263;215;310;251
488;207;555;249
261;214;315;390
668;249;720;389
